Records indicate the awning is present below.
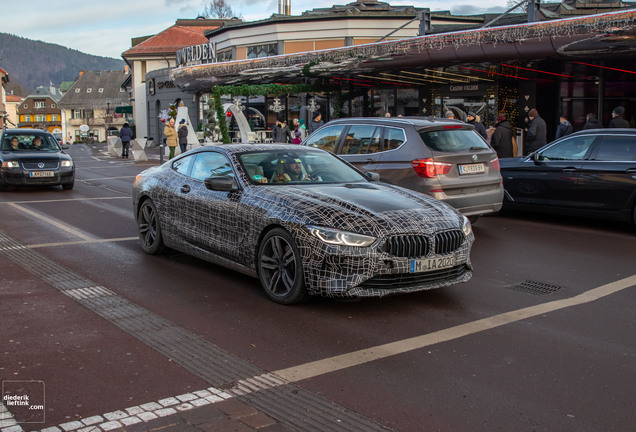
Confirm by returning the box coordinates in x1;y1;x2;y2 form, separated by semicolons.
115;106;133;114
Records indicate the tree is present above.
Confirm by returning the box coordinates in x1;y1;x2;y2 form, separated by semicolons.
201;0;240;19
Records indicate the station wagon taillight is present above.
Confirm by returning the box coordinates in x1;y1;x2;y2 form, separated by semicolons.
411;158;452;178
490;155;500;171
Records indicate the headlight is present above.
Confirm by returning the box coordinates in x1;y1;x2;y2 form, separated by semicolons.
2;161;19;168
461;216;472;237
306;225;376;247
61;160;73;167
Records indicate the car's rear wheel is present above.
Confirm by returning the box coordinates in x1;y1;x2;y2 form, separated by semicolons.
257;228;308;304
137;199;165;254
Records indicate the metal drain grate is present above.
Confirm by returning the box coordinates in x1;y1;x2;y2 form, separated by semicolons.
506;280;563;295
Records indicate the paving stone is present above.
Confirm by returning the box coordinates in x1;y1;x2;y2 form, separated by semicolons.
180;404;227;425
216;399;259;418
239;412;277;429
198;416;255;432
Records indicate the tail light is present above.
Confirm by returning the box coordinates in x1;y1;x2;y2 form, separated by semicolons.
490;155;500;171
411;158;452;178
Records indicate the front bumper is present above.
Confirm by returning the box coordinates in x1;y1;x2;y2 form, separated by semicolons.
1;168;75;186
300;230;474;298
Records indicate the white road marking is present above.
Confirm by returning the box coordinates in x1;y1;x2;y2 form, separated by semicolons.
273;274;636;382
1;197;129;204
28;237;138;249
7;203;95;241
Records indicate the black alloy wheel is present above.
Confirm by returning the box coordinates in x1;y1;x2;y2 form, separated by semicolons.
257;228;308;304
138;199;165;254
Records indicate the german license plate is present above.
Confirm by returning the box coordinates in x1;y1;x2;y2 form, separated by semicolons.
29;171;54;178
410;255;456;273
458;163;485;175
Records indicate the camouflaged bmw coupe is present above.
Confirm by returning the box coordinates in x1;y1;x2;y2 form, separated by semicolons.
132;144;474;304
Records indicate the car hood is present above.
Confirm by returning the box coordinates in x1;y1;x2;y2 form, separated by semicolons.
254;182;464;235
1;151;70;161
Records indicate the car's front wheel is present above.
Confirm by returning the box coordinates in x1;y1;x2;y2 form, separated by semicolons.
137;199;165;254
62;182;74;190
257;228;308;304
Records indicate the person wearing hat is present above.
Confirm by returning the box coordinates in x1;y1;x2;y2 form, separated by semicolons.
177;118;189;154
163;118;178;159
609;106;629;128
525;108;547;155
490;114;515;158
445;111;455;119
466;111;487;140
272;117;293;143
272;157;309;183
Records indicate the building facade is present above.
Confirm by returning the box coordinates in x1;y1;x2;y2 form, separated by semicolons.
17;85;63;138
59;70;132;143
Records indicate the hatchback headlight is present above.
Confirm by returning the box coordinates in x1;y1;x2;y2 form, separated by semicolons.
306;225;376;247
2;161;19;168
61;160;73;167
461;216;472;237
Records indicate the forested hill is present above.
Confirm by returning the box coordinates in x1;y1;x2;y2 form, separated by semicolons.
0;33;126;96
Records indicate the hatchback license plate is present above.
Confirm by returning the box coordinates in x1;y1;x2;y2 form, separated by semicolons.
410;256;456;273
458;163;485;175
29;171;54;178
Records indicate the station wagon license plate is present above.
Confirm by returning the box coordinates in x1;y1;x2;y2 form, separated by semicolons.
410;255;456;273
29;171;54;178
458;163;485;175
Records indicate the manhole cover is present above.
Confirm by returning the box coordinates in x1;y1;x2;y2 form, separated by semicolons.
506;280;563;295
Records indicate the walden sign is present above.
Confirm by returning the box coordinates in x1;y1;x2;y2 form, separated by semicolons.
176;42;216;67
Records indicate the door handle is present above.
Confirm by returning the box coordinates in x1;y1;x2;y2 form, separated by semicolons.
180;185;191;194
626;168;636;173
562;167;578;172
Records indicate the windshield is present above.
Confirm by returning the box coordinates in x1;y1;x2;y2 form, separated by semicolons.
419;128;489;152
239;149;368;185
2;133;61;152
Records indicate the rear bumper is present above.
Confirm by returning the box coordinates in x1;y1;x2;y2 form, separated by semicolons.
429;183;504;217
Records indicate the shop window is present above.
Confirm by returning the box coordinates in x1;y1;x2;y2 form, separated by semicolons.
247;44;277;59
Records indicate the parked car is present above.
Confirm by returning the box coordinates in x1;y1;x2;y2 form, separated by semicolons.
133;144;474;304
0;128;75;190
500;129;636;225
300;117;503;222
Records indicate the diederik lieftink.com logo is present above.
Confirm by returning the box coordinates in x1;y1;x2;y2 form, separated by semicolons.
2;380;45;424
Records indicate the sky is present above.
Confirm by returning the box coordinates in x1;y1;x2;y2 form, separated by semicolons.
1;0;509;59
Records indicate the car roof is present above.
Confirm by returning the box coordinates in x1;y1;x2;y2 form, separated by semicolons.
318;116;467;128
194;143;324;155
568;128;636;137
2;128;52;135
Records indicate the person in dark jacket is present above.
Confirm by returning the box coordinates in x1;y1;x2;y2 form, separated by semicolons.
177;119;188;154
490;114;514;158
466;111;488;140
583;113;601;129
555;114;573;140
272;118;293;143
308;112;324;135
525;108;547;155
609;106;629;128
119;122;133;158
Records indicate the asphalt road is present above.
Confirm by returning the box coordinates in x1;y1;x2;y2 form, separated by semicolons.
1;143;635;432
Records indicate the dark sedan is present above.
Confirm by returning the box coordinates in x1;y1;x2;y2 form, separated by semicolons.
132;144;474;304
0;128;75;190
500;129;636;225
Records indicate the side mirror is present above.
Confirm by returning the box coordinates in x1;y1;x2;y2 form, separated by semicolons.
204;176;238;192
532;152;541;163
365;171;380;181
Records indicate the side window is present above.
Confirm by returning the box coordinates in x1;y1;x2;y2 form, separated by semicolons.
340;125;381;155
191;152;234;181
303;125;345;152
383;127;406;151
172;154;195;176
539;136;596;161
594;136;636;161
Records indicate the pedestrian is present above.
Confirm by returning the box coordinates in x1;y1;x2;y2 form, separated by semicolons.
445;111;455;119
583;113;601;129
119;122;133;158
298;118;307;139
163;118;178;159
555;114;573;140
490;114;515;158
608;106;629;128
466;111;487;140
292;118;306;143
525;108;547;155
178;119;188;154
272;117;293;143
308;112;324;135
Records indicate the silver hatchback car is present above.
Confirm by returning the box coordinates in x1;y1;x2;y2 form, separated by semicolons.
301;117;503;221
